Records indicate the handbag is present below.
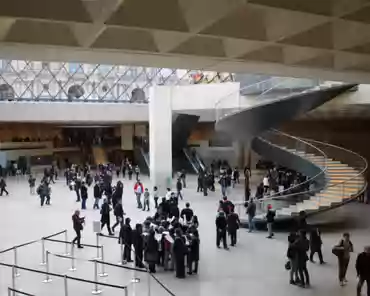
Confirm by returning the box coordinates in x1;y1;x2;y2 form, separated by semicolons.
332;246;343;257
285;260;291;270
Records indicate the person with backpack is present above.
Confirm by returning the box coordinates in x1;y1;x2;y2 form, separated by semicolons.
333;232;354;286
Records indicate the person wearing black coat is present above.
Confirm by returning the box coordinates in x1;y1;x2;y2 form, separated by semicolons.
132;224;145;268
187;230;200;275
227;209;240;246
197;173;203;192
216;212;228;249
80;182;88;210
173;228;187;278
266;205;275;239
356;246;370;296
93;183;102;210
72;210;85;248
294;230;310;288
145;229;159;273
119;217;133;263
112;181;123;208
100;199;113;235
75;178;82;202
309;227;325;264
0;177;9;196
112;200;125;233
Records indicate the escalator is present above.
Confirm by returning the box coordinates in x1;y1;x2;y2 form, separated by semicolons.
134;137;150;175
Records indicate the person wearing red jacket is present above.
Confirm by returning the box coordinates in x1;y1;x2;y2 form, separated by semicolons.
134;180;144;208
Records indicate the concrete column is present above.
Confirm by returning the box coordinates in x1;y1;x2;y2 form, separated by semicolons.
233;141;244;168
149;86;172;193
120;124;134;150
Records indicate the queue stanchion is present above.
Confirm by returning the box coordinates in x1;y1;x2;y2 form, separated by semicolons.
99;246;108;277
95;234;101;260
124;287;128;296
13;248;20;277
69;246;76;271
43;251;52;283
118;244;124;265
91;261;102;295
147;271;151;296
64;231;69;255
131;267;140;283
40;239;46;265
11;266;16;296
64;275;68;296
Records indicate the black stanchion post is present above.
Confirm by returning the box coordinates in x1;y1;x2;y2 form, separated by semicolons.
91;261;102;295
43;251;52;283
131;267;140;283
69;246;76;271
99;246;108;277
147;271;151;296
40;239;46;265
13;248;20;277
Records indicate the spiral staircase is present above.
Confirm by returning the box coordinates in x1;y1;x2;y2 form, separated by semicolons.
215;78;367;221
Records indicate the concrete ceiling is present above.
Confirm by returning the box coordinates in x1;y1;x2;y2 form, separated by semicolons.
3;1;370;82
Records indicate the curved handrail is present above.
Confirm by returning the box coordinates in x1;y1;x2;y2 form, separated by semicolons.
255;129;328;199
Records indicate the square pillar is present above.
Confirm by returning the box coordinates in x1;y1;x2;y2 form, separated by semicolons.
149;86;172;193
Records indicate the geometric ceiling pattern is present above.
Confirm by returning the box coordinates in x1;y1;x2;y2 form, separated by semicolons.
2;0;370;79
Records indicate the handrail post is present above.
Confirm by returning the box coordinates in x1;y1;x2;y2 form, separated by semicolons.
147;271;151;296
69;245;76;271
11;266;16;296
40;238;46;265
64;230;69;255
95;234;101;260
91;261;102;295
43;250;52;283
64;275;68;296
13;248;20;277
99;246;108;277
118;243;124;265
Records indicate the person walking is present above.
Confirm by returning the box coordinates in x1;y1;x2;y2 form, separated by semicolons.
134;165;140;180
112;200;125;233
72;210;85;248
227;208;240;246
176;178;183;200
266;204;275;239
0;177;9;196
134;180;144;209
100;199;113;235
143;188;150;211
93;183;102;210
80;182;88;210
333;232;353;286
246;198;256;232
28;175;36;195
216;211;228;249
287;232;300;285
309;227;325;264
356;246;370;296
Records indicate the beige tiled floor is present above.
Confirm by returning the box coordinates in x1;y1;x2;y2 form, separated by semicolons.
0;174;369;296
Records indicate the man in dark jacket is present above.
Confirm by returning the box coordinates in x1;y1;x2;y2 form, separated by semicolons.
176;178;183;200
222;196;233;216
197;173;203;192
216;211;228;249
75;177;82;202
266;204;275;239
80;182;88;210
93;183;102;210
100;199;113;235
112;200;125;233
187;230;200;274
119;217;133;263
180;203;194;224
246;198;256;232
0;177;9;196
173;228;187;278
356;246;370;296
227;209;240;246
309;227;325;264
294;230;310;288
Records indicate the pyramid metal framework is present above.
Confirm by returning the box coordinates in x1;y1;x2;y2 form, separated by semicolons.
0;60;234;102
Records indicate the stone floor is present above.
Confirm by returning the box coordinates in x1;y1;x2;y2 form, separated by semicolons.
0;173;369;296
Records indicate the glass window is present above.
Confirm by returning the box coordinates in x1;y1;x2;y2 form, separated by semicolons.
68;63;83;73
